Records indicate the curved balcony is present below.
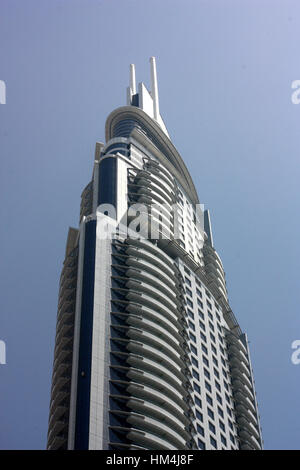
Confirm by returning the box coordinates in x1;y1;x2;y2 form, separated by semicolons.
225;329;248;352
124;285;178;320
123;312;185;346
50;376;70;399
125;368;189;409
121;342;185;382
127;200;174;235
148;167;174;191
47;435;67;450
203;250;224;274
128;399;188;437
124;266;177;300
110;395;188;439
47;417;68;445
112;302;179;337
52;363;72;386
124;259;175;291
53;335;73;359
232;378;254;402
135;170;175;197
133;173;175;204
124;291;183;329
144;159;175;186
228;343;249;365
238;427;261;450
55;309;74;332
53;349;72;371
124;381;190;424
235;402;259;428
130;185;174;212
233;388;256;415
125;354;185;391
228;354;251;379
125;247;175;279
110;410;187;449
236;413;260;441
110;349;185;389
124;277;178;309
230;365;253;390
149;208;174;234
109;426;177;450
112;331;184;371
120;354;186;396
124;323;183;357
129;178;174;208
49;405;68;425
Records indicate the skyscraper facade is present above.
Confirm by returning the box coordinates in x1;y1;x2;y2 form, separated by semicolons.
47;58;263;451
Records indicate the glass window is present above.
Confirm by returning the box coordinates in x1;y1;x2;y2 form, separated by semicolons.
203;356;209;367
215;380;221;392
190;332;196;343
209;422;216;434
186;287;193;298
210;436;217;449
198;439;205;450
212;356;218;367
198;310;204;320
195;396;202;407
206;394;213;406
216;394;222;405
200;332;207;343
188;309;194;320
184;266;191;276
219;420;225;432
196;288;202;298
196;409;203;422
192;356;198;367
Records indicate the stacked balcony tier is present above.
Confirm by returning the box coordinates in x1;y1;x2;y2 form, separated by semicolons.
225;329;262;450
47;245;78;450
109;237;196;449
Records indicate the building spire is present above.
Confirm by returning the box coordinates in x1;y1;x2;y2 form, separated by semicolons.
126;57;169;137
129;63;136;95
150;57;159;120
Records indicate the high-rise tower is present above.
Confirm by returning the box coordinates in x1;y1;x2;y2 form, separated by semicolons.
47;58;263;451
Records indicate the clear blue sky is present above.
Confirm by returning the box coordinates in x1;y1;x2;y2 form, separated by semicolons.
0;0;299;450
